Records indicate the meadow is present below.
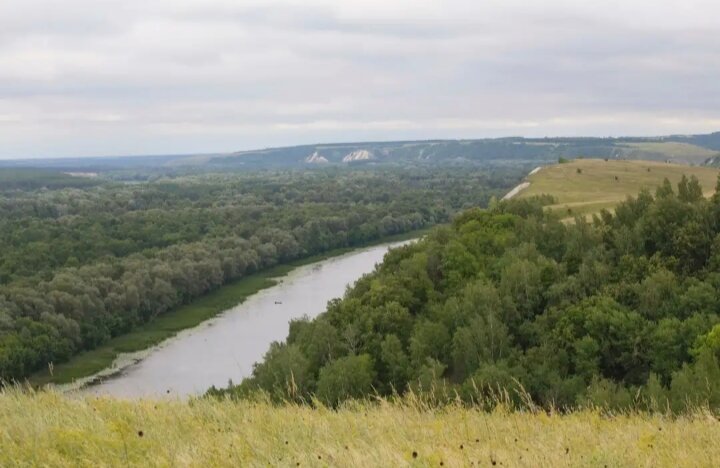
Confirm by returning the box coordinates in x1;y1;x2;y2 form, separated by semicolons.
1;390;718;467
518;159;719;219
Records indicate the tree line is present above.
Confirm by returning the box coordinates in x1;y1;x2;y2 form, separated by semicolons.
0;167;515;380
222;175;720;412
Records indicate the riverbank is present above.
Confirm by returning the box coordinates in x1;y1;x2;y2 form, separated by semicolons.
29;229;429;387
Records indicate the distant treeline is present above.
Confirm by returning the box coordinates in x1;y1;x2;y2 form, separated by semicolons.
0;167;516;380
0;169;101;191
224;175;720;412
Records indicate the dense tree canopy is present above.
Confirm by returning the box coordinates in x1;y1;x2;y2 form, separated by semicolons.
0;167;514;381
227;175;720;412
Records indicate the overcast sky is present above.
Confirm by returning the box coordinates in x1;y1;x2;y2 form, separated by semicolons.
1;0;719;159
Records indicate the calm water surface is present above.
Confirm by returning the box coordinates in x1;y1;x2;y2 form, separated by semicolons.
82;241;410;398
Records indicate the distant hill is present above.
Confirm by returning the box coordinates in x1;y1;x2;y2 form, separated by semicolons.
208;138;601;168
668;131;720;151
208;134;720;169
516;159;720;219
3;132;720;172
612;141;718;165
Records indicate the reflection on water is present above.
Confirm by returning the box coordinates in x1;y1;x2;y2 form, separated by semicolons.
81;241;411;398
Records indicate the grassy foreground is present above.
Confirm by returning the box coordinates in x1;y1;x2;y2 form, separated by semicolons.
30;229;428;387
1;391;719;467
519;159;719;219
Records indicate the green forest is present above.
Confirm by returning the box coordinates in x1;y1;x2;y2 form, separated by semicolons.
0;167;514;381
223;175;720;412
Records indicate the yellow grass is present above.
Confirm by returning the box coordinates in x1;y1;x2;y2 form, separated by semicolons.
1;391;719;467
519;159;719;219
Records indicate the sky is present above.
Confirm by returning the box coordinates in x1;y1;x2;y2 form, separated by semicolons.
1;0;719;159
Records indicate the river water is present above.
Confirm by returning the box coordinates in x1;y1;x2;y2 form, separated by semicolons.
80;241;410;398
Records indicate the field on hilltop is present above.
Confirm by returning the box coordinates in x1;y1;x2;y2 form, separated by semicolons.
620;142;718;165
1;391;719;467
518;159;720;219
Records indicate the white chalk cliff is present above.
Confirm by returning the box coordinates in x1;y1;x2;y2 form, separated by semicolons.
342;150;374;163
304;151;329;164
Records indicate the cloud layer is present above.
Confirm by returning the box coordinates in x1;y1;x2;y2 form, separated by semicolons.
1;0;719;158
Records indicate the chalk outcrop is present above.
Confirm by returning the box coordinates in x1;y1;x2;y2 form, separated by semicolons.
342;150;374;163
304;151;329;164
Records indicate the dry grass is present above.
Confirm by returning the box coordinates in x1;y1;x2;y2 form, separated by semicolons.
519;159;719;220
1;390;719;467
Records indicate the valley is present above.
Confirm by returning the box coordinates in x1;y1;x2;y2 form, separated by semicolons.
3;142;720;466
4;1;720;463
79;240;413;398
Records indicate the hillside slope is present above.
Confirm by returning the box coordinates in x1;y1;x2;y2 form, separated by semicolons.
1;391;718;467
618;142;718;165
518;159;720;218
210;138;720;169
2;133;719;173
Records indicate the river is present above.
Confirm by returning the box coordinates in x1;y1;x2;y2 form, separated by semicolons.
80;240;411;398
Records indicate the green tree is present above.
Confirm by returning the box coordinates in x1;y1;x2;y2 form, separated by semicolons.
316;354;376;406
648;318;686;383
250;343;313;402
288;318;343;371
637;269;679;320
655;178;674;198
380;334;411;391
409;321;450;367
668;350;720;412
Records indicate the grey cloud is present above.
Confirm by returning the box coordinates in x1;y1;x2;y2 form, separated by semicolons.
0;0;719;158
0;1;132;44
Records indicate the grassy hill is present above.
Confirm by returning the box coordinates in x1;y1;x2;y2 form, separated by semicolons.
517;159;720;219
1;391;718;467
